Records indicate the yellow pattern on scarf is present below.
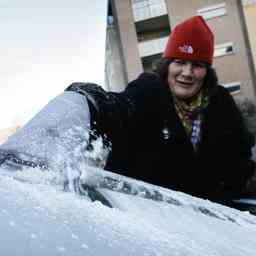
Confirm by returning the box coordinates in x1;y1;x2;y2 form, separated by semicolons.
174;91;205;136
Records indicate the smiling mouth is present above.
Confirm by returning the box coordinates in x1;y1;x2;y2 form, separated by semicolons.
176;80;194;87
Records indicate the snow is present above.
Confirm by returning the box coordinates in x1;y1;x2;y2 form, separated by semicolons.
0;91;91;184
234;198;256;206
1;166;256;256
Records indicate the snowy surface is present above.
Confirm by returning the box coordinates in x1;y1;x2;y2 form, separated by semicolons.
1;166;256;256
0;0;107;129
0;91;91;174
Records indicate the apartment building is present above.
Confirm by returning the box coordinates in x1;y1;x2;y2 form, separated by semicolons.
106;0;256;102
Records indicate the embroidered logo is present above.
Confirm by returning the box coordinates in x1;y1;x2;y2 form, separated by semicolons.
178;45;194;54
161;127;171;140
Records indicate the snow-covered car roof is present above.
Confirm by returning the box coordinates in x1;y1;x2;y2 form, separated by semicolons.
1;165;256;256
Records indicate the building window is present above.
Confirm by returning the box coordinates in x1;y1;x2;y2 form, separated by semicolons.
142;54;162;72
131;0;167;22
137;29;169;42
138;36;169;58
197;3;226;20
223;82;241;94
214;42;235;58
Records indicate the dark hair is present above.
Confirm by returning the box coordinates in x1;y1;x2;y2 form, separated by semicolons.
155;58;218;97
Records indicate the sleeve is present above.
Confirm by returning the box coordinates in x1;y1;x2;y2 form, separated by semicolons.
218;86;255;194
221;87;255;156
65;73;161;144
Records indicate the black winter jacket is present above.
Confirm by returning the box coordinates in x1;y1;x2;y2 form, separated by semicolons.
66;73;255;203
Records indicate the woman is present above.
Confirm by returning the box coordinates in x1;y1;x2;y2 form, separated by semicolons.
66;16;255;206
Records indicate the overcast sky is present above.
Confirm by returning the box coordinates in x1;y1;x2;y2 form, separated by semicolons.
0;0;107;130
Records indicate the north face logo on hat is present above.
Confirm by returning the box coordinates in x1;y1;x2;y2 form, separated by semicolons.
178;45;194;54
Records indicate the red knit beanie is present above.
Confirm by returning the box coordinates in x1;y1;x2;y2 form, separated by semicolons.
163;16;214;64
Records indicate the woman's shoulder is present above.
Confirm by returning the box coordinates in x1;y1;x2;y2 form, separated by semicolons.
123;72;162;99
207;85;243;124
215;84;231;95
119;72;167;114
126;72;160;89
210;84;235;104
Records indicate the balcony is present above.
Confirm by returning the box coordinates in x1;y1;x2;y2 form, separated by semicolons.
132;0;168;22
138;36;168;58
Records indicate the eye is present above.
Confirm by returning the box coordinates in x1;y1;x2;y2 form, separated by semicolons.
192;62;206;69
173;59;186;65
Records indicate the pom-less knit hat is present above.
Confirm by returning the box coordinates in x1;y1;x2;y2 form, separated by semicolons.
163;16;214;64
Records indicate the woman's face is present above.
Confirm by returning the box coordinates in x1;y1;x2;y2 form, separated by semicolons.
167;59;207;100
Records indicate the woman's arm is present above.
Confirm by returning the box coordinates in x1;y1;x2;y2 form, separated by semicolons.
65;73;161;143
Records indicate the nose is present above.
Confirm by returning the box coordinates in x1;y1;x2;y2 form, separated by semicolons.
181;63;193;76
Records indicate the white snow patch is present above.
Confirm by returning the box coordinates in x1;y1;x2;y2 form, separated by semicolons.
9;221;15;227
1;168;256;255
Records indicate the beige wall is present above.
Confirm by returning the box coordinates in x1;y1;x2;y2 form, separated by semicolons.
213;1;255;101
111;0;143;82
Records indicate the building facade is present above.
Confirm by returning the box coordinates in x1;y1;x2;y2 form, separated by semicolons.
106;0;256;102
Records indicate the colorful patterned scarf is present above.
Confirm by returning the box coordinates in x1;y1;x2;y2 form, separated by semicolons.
173;91;209;149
